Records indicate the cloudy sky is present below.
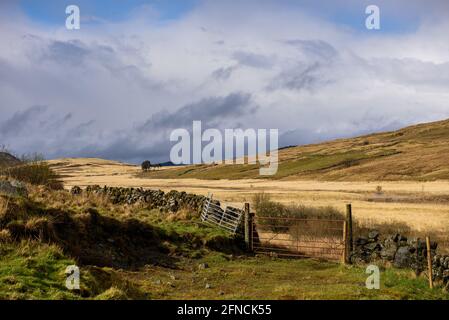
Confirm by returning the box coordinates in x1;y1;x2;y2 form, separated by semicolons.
1;0;449;163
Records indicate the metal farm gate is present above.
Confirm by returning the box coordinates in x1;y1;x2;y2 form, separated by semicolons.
201;194;244;235
202;195;352;262
250;215;347;261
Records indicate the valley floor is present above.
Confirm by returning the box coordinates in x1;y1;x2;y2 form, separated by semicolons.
49;158;449;251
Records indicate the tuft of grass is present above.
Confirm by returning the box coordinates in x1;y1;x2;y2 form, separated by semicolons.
0;240;81;299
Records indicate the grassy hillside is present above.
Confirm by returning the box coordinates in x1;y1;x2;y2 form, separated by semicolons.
139;118;449;181
0;152;21;168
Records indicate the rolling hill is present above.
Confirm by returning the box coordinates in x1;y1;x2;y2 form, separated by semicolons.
139;118;449;181
0;152;21;168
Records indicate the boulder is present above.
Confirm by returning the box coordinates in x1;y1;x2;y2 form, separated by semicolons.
368;230;379;240
356;237;368;246
0;179;28;197
380;242;397;261
364;242;381;252
393;246;412;268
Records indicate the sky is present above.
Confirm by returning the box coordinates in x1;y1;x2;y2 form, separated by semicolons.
1;0;449;163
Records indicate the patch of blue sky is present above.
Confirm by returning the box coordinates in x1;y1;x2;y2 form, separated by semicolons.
19;0;199;25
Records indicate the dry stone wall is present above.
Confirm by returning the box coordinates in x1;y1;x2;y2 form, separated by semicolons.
352;231;449;286
71;185;206;214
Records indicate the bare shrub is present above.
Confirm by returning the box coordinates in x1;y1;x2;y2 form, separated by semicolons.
253;193;345;233
376;185;383;194
1;160;63;190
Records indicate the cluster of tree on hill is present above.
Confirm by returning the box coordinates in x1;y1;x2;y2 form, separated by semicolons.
141;160;162;172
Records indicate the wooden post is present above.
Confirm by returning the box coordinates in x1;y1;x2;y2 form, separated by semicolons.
249;212;254;252
342;220;347;264
426;236;434;289
244;203;251;251
345;204;353;264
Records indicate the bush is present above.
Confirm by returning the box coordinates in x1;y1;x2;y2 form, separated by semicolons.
1;161;63;190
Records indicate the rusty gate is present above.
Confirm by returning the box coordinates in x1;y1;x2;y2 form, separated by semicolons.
251;215;346;261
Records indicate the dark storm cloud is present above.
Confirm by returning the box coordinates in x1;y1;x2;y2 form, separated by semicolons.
268;62;333;92
40;40;90;66
0;105;47;136
73;138;170;164
267;40;338;92
211;65;238;80
139;92;255;132
284;39;338;60
232;51;274;69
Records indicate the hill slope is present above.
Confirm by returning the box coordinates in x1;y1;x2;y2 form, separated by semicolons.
0;152;21;167
140;118;449;181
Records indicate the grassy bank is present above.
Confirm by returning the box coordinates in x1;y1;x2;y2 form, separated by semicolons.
1;186;448;300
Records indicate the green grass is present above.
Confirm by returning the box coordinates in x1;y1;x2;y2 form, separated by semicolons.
0;241;81;299
1;189;448;300
1;228;448;300
125;253;449;300
138;149;400;180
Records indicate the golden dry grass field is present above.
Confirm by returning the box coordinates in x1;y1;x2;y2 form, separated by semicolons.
49;157;449;249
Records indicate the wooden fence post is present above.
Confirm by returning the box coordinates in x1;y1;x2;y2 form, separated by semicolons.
426;236;434;289
345;204;353;264
249;212;254;252
244;203;251;251
342;220;347;264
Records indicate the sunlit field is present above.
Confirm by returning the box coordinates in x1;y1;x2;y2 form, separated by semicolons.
49;158;449;248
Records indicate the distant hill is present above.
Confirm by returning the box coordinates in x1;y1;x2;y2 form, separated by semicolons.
138;118;449;181
0;152;21;168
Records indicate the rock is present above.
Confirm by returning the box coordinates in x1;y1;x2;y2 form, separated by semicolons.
444;257;449;269
380;243;398;261
433;254;441;267
81;185;206;214
356;237;368;246
368;230;379;240
364;242;381;252
393;246;412;268
205;283;212;289
0;179;28;197
154;279;161;285
398;240;408;247
198;263;209;270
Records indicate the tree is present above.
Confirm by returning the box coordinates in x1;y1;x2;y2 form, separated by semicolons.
141;160;152;172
